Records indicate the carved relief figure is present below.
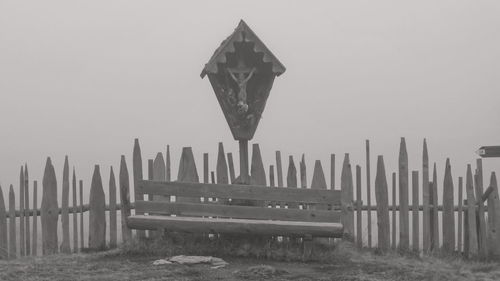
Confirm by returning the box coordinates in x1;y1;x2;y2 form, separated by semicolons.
227;58;256;114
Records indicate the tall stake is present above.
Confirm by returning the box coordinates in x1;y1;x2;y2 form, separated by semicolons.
239;140;249;184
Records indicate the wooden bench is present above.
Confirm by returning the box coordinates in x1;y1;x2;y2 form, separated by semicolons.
127;180;343;241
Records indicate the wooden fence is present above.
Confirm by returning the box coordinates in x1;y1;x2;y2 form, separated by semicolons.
0;137;498;260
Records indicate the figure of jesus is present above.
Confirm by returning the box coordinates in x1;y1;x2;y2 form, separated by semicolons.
228;59;256;114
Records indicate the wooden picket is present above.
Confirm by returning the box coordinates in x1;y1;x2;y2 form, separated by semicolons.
399;138;409;251
411;171;419;252
442;159;455;253
9;185;16;259
422;139;430;253
72;170;77;253
42;157;58;255
61;156;71;254
0;184;7;259
89;165;106;251
109;167;117;248
340;155;354;240
375;156;390;252
120;155;132;243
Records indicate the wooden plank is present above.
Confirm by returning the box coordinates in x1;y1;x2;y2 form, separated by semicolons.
487;172;500;258
356;165;362;248
0;184;7;259
340;155;354;240
276;151;284;187
422;139;430;253
132;138;145;238
375;156;390;252
139;181;341;205
399;138;409;251
411;171;419;252
9;185;16;259
72;169;77;253
61;156;71;254
24;164;30;256
166;145;171;181
109;167;117;248
431;163;439;250
227;153;236;184
475;159;487;259
391;172;396;250
41;157;58;255
331;154;335;190
365;140;372;248
442;158;455;253
250;144;266;186
203;153;209;184
119;155;132;243
79;180;84;249
135;201;341;223
269;165;275;187
19;166;24;256
32;180;38;256
128;215;343;237
89;165;106;251
300;154;307;189
466;164;478;258
457;177;463;254
177;147;200;203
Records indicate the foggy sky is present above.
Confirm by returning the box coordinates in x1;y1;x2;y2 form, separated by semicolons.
1;0;499;205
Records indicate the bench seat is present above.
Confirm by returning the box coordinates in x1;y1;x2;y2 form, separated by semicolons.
128;215;343;237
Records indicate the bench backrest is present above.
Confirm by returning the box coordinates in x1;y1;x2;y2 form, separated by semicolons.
136;180;341;223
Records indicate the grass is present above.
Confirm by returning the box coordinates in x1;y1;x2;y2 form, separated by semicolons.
1;236;500;281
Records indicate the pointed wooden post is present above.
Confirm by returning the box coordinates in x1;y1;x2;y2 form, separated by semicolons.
153;153;167;210
375;156;390;252
119;156;132;243
109;167;117;248
166;145;171;182
365;140;372;248
250;144;266;186
412;171;419;252
311;160;327;190
79;180;84;250
487;172;500;258
431;163;439;250
300;154;307;189
276;151;284;187
475;159;487;259
8;185;16;259
148;159;153;203
61;156;71;254
227;153;236;184
269;165;275;187
391;172;397;250
457;177;463;254
422;139;430;253
399;138;409;251
331;154;335;189
464;199;469;257
177;147;200;203
286;156;297;209
211;171;216;184
203;153;209;184
24;164;30;256
89;165;106;251
442;159;455;253
341;154;354;240
217;143;229;185
41;157;58;255
132;138;145;238
31;180;38;255
466;164;478;258
0;185;7;259
356;165;362;248
19;166;25;256
72;169;77;253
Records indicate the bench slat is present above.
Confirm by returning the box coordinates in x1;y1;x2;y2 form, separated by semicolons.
127;215;343;237
136;201;340;223
138;180;340;204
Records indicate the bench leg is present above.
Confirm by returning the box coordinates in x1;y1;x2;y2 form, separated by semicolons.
303;234;313;261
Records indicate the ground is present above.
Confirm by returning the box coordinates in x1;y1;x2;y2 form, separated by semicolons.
1;241;500;281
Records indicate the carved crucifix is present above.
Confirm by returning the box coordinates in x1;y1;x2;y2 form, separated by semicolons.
227;58;256;114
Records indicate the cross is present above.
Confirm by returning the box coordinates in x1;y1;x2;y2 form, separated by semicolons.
477;146;500;158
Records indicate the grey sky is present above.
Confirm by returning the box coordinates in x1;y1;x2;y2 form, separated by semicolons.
1;1;499;203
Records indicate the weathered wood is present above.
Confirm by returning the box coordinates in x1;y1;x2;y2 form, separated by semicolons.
422;139;430;253
211;171;215;184
375;156;390;252
312;160;327;190
32;181;37;256
227;153;236;184
79;180;84;249
128;215;343;237
355;165;362;248
19;166;25;256
132;138;145;238
475;159;487;259
89;165;106;251
9;185;16;259
177;147;200;203
119;155;132;243
365;140;372;248
109;167;117;248
463;199;469;257
411;171;419;252
148;159;153;203
340;155;354;240
286;156;298;189
41;157;58;255
431;163;439;250
0;185;7;259
238;140;250;184
391;172;396;250
203;153;209;184
300;154;307;189
135;201;341;223
269;165;275;187
429;181;435;251
487;172;500;258
466;165;478;258
139;181;341;205
61;156;71;254
153;153;167;207
399;138;409;251
457;177;463;254
217;143;229;185
250;144;266;186
442;158;455;253
24;164;30;256
72;169;77;253
276;151;284;187
331;154;335;189
166;145;171;181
